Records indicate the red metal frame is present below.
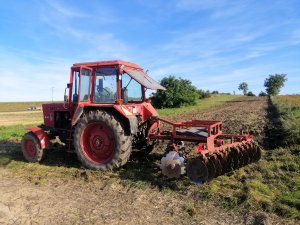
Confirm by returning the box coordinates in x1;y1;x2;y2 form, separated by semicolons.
148;117;250;155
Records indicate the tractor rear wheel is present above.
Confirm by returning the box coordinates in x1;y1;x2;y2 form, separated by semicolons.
74;110;132;170
21;132;44;162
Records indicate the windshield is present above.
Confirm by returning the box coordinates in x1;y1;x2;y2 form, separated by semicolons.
122;67;166;90
93;67;117;103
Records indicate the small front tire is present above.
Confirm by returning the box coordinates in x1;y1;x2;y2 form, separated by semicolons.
21;132;44;162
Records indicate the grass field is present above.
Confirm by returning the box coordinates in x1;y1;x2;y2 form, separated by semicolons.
157;94;238;117
273;95;300;144
0;95;299;221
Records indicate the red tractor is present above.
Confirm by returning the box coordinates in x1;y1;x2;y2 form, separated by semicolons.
22;60;261;184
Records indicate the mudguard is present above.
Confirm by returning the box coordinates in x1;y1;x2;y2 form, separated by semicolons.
26;127;50;149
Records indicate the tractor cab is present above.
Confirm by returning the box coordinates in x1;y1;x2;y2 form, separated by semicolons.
67;61;165;107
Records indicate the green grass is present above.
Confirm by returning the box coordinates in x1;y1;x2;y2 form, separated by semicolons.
273;95;300;144
0;124;33;140
196;145;300;218
157;94;239;117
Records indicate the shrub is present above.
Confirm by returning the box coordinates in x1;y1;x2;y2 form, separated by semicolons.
247;91;256;96
259;91;268;96
151;76;199;108
198;89;211;99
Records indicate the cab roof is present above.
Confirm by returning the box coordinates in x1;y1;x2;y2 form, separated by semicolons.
73;60;142;70
72;60;166;91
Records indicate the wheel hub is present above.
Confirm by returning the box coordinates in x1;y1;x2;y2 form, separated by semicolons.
92;136;104;150
24;140;37;158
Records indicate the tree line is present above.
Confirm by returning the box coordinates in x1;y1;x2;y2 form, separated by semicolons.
151;74;287;109
238;74;287;97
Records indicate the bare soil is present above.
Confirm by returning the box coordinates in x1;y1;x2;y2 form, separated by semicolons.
0;97;297;224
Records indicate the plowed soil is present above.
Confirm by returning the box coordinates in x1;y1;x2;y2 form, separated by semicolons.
0;97;297;224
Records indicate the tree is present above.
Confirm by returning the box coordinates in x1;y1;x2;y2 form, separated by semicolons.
264;74;287;96
151;76;199;108
259;91;268;96
238;82;249;95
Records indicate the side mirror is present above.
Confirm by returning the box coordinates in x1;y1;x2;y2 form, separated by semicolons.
67;83;70;88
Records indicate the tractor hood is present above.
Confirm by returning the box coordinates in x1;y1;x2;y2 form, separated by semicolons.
123;67;166;91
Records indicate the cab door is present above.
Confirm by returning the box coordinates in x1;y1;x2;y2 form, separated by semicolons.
71;66;93;126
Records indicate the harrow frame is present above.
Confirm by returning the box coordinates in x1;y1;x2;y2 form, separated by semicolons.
148;117;250;154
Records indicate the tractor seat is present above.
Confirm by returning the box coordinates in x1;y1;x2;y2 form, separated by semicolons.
176;128;208;138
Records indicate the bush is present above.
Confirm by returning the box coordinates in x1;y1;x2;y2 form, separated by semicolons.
198;89;211;99
259;91;268;96
151;76;199;108
247;91;256;96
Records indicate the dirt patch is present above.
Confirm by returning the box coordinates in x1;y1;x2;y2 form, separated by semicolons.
0;169;293;225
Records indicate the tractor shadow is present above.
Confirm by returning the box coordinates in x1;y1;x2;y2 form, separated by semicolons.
118;147;187;191
0;140;82;168
0;140;183;190
263;97;290;149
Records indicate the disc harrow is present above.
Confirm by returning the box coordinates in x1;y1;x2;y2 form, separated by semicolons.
186;140;261;184
149;117;262;184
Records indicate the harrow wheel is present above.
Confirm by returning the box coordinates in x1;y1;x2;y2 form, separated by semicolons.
186;140;261;184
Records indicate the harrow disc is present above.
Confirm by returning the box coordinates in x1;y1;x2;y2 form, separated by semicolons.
206;157;216;180
210;154;222;177
185;140;262;184
186;157;208;184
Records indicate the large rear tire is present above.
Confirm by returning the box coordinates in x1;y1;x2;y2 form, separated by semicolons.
21;132;44;162
74;110;132;170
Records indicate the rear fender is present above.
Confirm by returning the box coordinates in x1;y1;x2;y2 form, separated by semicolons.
73;106;138;135
26;127;50;149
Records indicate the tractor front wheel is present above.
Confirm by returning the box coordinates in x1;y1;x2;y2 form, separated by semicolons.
73;110;132;170
21;132;44;162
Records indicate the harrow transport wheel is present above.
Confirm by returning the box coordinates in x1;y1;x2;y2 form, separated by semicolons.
21;132;44;162
74;110;132;170
186;157;208;184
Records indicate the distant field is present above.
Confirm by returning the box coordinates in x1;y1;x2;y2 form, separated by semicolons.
0;111;43;127
0;101;62;112
157;94;238;117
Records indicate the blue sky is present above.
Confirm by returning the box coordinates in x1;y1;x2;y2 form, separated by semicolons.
0;0;299;101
